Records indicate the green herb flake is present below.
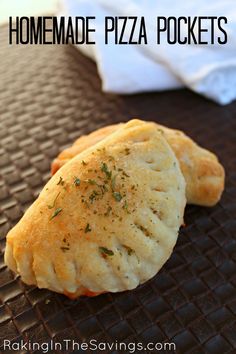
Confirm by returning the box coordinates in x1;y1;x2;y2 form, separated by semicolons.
112;191;122;202
101;184;108;193
104;206;112;216
48;192;61;209
101;162;112;179
50;207;62;220
85;223;92;233
89;190;99;203
124;245;134;256
111;174;118;191
86;179;97;185
74;177;81;186
99;247;114;257
60;246;70;252
57;176;64;186
122;171;130;178
123;200;130;213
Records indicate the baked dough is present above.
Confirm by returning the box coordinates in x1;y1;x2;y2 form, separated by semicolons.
51;121;224;207
156;124;225;207
5;119;186;298
51;124;121;175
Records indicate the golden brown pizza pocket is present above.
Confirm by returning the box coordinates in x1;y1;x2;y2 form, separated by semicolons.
5;120;186;298
51;121;224;207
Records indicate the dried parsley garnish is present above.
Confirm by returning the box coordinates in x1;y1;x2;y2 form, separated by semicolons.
124;245;134;256
57;176;64;186
99;247;114;256
74;177;81;186
86;179;97;185
122;171;130;178
60;246;70;252
85;223;92;233
112;191;122;202
104;206;112;216
48;192;61;209
89;190;99;203
123;200;130;213
111;174;117;191
50;207;62;220
101;162;112;179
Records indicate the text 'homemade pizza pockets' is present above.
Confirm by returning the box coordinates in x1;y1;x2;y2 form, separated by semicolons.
5;119;186;298
52;121;224;207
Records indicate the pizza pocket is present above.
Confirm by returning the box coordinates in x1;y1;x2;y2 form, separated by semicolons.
51;121;224;207
5;120;186;298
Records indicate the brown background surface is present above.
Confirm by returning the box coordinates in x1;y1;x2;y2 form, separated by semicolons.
0;24;236;353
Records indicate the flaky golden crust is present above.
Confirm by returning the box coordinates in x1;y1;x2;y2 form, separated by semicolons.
5;119;186;298
157;124;225;206
51;125;120;175
51;121;224;207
